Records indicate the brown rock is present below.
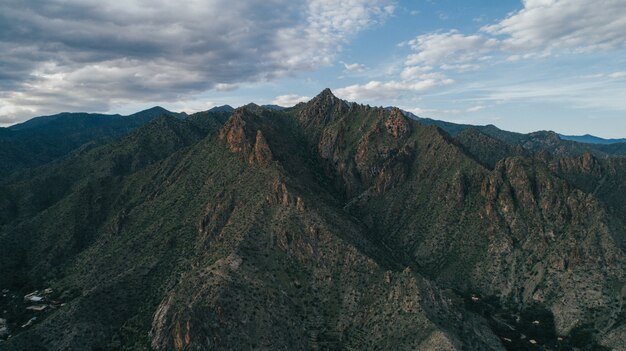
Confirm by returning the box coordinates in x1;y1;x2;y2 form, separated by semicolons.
253;130;273;165
384;108;411;139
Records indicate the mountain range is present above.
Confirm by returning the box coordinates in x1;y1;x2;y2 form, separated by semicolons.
0;89;625;350
559;135;626;145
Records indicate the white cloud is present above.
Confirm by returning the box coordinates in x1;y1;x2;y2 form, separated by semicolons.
482;0;626;53
403;0;626;71
608;71;626;79
342;62;368;73
0;0;395;123
399;65;433;80
405;30;499;68
335;76;454;101
272;94;311;106
466;105;486;112
406;105;486;117
583;71;626;79
405;107;462;117
440;63;480;72
463;78;626;113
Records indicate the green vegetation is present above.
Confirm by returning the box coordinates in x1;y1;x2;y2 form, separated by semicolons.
0;89;624;350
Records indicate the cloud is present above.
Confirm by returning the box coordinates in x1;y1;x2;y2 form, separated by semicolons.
0;0;395;122
482;0;626;53
406;104;486;117
399;65;433;80
404;0;626;70
405;107;462;117
404;30;499;68
462;77;626;113
608;72;626;79
335;76;454;101
439;63;481;72
585;71;626;79
215;83;239;92
342;62;368;73
272;94;311;106
333;0;626;117
466;105;486;112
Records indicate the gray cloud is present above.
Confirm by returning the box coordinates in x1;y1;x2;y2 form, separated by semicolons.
0;0;394;122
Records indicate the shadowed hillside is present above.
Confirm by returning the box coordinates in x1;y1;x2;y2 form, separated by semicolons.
0;90;624;350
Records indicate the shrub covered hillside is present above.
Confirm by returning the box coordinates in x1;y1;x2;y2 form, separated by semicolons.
0;89;624;350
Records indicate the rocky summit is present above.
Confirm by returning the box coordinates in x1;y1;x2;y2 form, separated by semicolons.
0;89;625;350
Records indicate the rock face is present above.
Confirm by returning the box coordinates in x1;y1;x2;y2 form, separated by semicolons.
478;158;626;335
0;89;624;350
218;107;274;166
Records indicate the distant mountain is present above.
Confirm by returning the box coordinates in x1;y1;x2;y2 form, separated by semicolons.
1;90;624;350
208;104;235;113
0;107;186;177
559;133;626;144
404;110;626;157
262;104;286;110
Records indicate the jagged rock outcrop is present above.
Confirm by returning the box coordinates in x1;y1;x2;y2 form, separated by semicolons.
218;108;274;166
478;157;626;335
1;89;624;350
266;178;305;211
297;88;349;140
384;108;411;139
253;130;273;165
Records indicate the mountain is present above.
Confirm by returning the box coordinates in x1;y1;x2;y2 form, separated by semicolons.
559;134;626;145
0;90;624;350
208;105;235;113
262;104;286;110
0;107;187;178
406;110;626;158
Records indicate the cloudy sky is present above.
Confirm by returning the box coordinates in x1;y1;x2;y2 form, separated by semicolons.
1;0;625;137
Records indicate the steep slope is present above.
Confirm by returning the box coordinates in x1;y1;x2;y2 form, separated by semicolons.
0;116;212;287
454;128;529;169
289;90;626;349
407;111;626;158
597;142;626;156
1;90;624;350
552;153;626;232
559;134;626;145
0;106;503;350
0;107;185;177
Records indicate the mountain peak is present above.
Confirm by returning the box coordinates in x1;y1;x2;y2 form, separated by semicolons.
296;88;349;134
208;105;235;113
137;106;169;114
314;88;337;101
307;88;346;108
129;106;177;119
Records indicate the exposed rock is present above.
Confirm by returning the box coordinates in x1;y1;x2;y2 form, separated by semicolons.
266;178;304;211
252;130;273;165
297;88;349;135
219;109;251;154
218;108;275;167
478;157;626;335
1;89;624;350
384;108;411;139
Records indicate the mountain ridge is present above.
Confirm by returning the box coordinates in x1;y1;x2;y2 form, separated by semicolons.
559;134;626;145
0;89;624;350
